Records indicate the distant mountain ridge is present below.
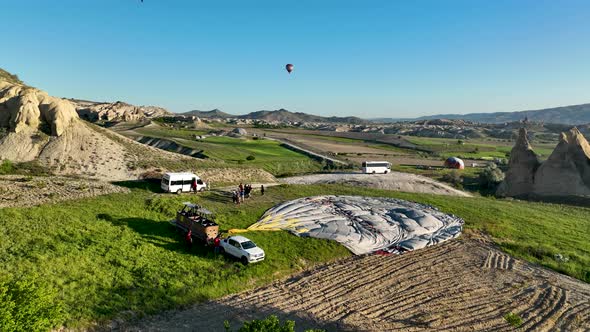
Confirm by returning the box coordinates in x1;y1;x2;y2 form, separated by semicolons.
182;108;367;124
187;103;590;126
374;103;590;125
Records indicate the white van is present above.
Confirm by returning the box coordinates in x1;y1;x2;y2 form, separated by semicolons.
161;172;207;194
362;161;391;174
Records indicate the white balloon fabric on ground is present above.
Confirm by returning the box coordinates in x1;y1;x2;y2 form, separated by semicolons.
250;195;464;255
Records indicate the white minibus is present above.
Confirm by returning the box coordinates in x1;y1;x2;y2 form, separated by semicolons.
161;172;207;194
362;161;391;174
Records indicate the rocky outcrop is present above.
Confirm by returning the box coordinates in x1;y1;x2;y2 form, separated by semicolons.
74;100;171;123
533;128;590;196
0;77;184;180
496;128;540;196
0;81;77;136
497;127;590;197
231;127;248;136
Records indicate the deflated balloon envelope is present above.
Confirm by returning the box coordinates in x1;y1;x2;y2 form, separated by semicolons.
251;195;464;255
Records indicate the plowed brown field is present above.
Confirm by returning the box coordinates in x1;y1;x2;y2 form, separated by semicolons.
123;237;590;331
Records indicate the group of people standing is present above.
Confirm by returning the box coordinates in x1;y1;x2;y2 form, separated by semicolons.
232;183;265;204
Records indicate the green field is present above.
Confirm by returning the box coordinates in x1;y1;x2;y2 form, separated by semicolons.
182;136;323;176
404;136;556;159
261;129;418;156
126;125;324;177
1;183;589;329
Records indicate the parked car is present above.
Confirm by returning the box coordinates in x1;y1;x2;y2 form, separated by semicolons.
219;236;265;264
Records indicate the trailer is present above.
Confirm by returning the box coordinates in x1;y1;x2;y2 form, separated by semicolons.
170;202;219;244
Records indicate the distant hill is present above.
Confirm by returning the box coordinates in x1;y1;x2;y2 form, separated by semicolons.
182;108;366;124
370;117;413;123
238;109;366;124
377;103;590;125
182;109;232;118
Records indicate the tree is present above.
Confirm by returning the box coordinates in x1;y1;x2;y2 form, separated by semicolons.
479;163;505;188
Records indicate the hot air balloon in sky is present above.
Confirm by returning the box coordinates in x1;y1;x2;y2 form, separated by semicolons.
285;64;294;74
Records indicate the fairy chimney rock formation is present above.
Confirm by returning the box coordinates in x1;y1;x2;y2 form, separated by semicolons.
497;127;590;197
496;128;540;197
533;128;590;196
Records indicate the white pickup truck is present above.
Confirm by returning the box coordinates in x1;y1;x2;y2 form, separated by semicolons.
219;236;265;264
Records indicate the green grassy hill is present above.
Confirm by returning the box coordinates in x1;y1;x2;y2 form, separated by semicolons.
0;183;588;329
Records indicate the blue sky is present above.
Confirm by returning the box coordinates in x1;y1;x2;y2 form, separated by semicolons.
2;0;590;117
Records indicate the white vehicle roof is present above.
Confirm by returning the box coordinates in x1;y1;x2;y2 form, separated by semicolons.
364;161;390;164
229;235;253;243
163;172;199;178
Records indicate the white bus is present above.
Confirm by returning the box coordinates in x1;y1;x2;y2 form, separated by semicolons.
161;172;207;194
362;161;391;174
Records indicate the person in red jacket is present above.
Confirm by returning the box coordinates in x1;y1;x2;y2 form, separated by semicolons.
185;229;193;247
191;178;197;193
213;236;221;254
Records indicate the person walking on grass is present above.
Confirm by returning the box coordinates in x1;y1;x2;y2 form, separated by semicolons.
238;183;244;203
245;184;251;198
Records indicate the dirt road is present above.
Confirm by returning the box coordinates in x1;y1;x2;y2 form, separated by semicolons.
280;171;471;197
123;237;590;331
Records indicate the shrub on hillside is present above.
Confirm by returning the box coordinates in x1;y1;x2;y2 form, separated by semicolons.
479;163;505;189
0;278;65;332
246;155;256;161
0;160;15;174
139;169;164;182
225;315;325;332
442;170;463;189
0;160;51;176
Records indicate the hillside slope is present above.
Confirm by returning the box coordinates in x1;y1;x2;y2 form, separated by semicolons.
0;68;278;183
0;70;193;179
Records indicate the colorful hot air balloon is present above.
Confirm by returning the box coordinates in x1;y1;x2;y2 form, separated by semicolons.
444;157;465;169
286;64;294;74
